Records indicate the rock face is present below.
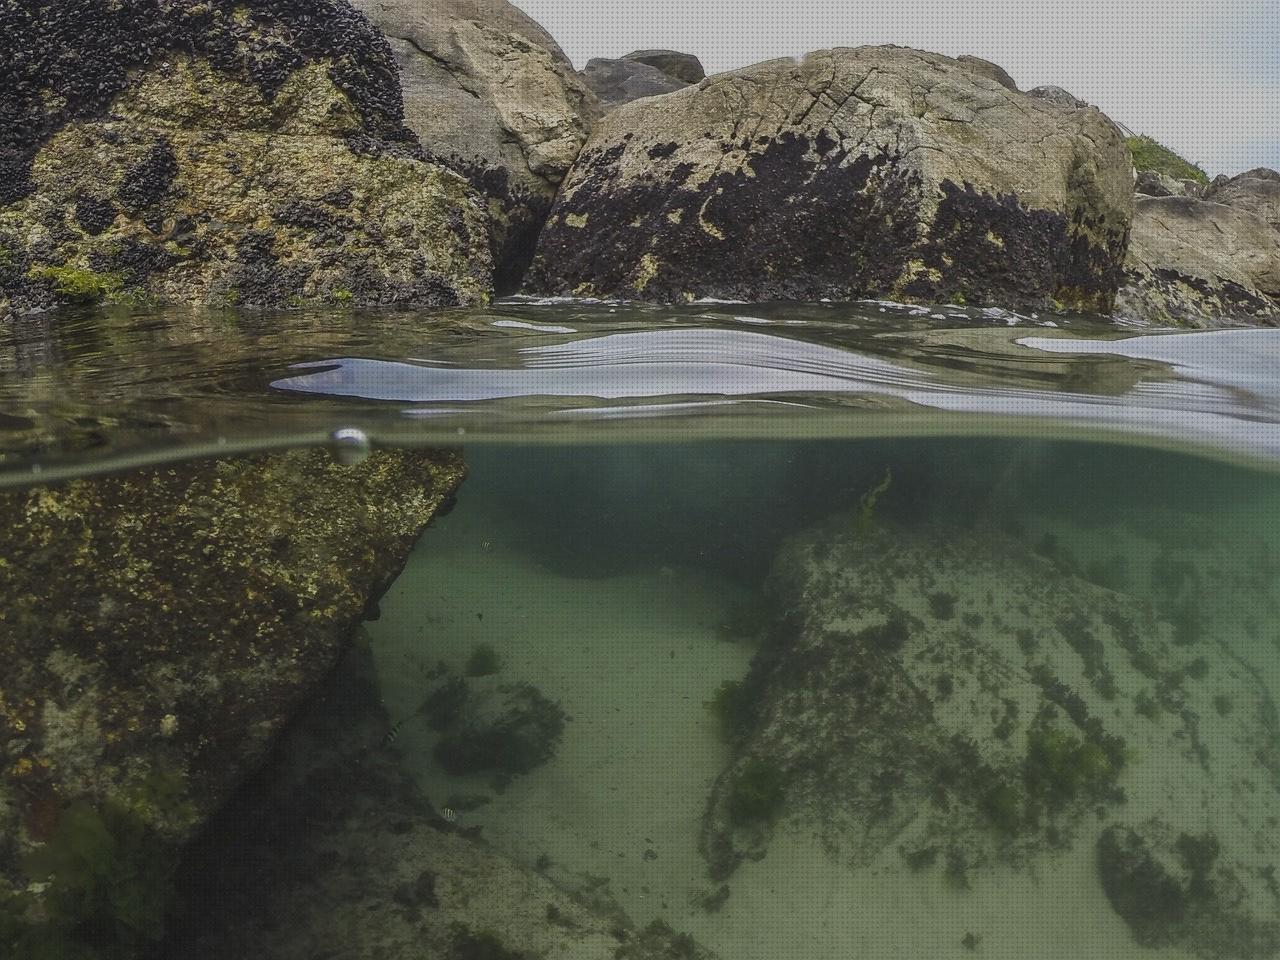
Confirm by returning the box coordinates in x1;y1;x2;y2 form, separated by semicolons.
352;0;599;292
167;637;717;960
1115;195;1280;327
1208;168;1280;232
0;448;465;954
700;516;1280;958
0;0;493;314
622;49;707;85
582;57;693;109
527;46;1134;312
956;55;1018;91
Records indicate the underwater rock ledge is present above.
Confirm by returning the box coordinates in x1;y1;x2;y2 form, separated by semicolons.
0;447;464;955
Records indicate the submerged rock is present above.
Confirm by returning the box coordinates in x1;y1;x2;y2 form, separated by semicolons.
0;448;465;953
0;0;492;315
527;46;1133;312
167;636;717;960
582;57;694;109
352;0;599;292
429;677;568;779
700;515;1280;958
1115;195;1280;327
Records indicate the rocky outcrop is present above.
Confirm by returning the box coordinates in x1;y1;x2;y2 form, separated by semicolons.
1026;85;1088;109
1115;195;1280;327
0;448;465;955
0;0;493;315
167;636;717;960
622;49;707;85
1208;168;1280;232
1136;170;1207;199
527;46;1134;312
582;57;693;109
352;0;599;291
956;55;1018;91
700;515;1280;958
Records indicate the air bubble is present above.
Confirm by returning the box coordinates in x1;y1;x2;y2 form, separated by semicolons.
329;427;372;466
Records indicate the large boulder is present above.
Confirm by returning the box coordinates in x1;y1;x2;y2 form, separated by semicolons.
622;49;707;85
0;448;465;955
1207;168;1280;232
700;516;1280;958
352;0;599;292
582;57;693;109
1115;196;1280;327
0;0;493;315
526;46;1134;312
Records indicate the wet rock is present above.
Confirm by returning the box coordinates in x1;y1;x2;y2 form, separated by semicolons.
1207;168;1280;232
166;638;716;960
0;448;465;953
956;55;1018;91
352;0;599;292
582;57;693;109
699;515;1280;958
1115;196;1280;327
527;46;1133;312
621;49;707;85
0;0;492;316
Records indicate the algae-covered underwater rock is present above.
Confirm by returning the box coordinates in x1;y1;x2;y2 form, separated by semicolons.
0;0;493;315
699;516;1280;958
526;45;1134;313
430;677;568;779
0;447;465;954
165;636;718;960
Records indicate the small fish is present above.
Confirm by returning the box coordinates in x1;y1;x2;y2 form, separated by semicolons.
382;716;411;746
440;807;458;823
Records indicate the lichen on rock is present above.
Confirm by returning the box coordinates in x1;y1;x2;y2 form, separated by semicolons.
526;46;1134;313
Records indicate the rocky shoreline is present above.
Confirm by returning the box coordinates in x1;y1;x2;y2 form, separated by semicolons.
1;0;1276;324
2;3;1280;959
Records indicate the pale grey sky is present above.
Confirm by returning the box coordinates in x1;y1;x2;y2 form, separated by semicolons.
515;0;1278;177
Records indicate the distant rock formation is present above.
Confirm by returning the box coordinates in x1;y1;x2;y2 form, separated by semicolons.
1116;181;1280;327
701;514;1280;958
351;0;600;292
527;46;1133;312
623;49;708;85
582;57;692;109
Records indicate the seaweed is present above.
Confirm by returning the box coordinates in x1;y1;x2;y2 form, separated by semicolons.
727;757;787;825
706;679;756;744
1;800;178;960
464;643;503;678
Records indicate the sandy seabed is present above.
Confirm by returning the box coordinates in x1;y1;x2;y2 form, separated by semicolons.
368;502;1231;960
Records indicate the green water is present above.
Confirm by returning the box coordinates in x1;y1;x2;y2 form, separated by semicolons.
359;440;1280;960
5;302;1280;959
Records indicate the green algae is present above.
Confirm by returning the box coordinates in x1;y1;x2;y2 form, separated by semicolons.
26;266;123;303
